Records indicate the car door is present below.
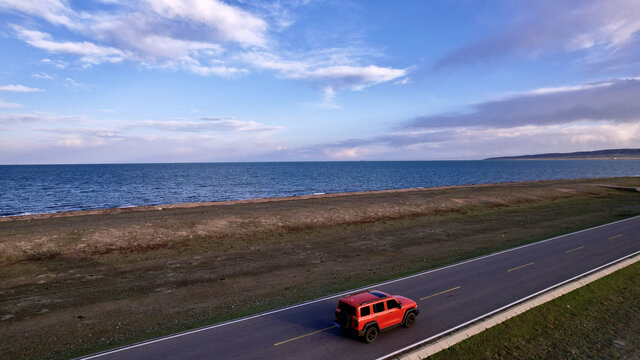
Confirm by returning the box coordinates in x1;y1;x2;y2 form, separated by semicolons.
384;298;403;327
358;304;373;330
371;301;388;328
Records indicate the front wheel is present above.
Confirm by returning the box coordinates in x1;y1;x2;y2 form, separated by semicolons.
404;312;416;328
363;326;378;343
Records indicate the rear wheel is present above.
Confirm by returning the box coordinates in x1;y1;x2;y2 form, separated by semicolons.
404;312;416;328
363;326;378;343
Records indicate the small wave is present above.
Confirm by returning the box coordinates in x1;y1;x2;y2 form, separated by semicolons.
313;192;326;195
0;211;35;218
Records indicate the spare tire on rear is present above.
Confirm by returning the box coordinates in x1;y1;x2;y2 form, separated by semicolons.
337;311;351;329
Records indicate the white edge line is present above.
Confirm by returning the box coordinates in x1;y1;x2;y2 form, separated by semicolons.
376;249;640;360
80;214;640;359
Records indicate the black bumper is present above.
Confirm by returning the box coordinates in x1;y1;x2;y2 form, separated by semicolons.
334;322;366;336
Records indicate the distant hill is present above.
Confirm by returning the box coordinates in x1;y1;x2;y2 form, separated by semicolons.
485;148;640;160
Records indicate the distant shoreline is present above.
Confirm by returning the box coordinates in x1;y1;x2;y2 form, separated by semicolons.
489;157;640;160
485;148;640;160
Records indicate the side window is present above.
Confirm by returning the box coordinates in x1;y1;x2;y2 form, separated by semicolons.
373;302;385;313
360;306;371;317
386;299;399;309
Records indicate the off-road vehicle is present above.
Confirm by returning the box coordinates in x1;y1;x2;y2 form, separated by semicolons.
334;290;419;343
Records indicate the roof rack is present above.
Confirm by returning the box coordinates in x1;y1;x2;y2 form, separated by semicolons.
341;290;390;305
343;289;372;298
360;296;389;306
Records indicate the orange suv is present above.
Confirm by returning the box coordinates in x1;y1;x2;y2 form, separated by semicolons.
334;290;419;343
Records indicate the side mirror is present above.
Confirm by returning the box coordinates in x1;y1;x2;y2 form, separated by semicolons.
397;303;402;309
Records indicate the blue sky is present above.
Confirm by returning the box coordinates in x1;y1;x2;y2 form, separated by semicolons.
1;0;639;164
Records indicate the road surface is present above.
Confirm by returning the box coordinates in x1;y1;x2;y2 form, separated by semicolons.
83;215;640;360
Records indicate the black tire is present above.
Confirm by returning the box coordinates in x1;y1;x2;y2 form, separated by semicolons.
363;326;378;343
404;312;416;328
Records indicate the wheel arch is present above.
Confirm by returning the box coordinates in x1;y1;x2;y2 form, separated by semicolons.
403;308;418;322
364;320;380;331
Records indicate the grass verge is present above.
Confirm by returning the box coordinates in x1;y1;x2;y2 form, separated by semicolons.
429;260;640;360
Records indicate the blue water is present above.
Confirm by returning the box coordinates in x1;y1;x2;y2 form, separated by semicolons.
1;160;639;217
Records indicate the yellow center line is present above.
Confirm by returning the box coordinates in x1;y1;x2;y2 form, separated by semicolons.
507;262;534;272
420;286;461;301
608;234;624;240
274;326;334;346
565;246;585;254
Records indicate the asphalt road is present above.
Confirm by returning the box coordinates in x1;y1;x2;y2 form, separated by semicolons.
83;215;640;360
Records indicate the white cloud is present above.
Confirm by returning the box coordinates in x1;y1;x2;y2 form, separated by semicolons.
65;78;81;87
244;51;406;91
199;116;234;121
0;84;42;92
305;65;406;90
4;2;264;76
32;72;55;80
61;77;92;90
0;99;21;108
15;27;131;64
0;111;280;137
0;113;85;124
318;85;340;108
131;117;282;135
180;59;248;77
146;0;268;47
324;146;373;159
129;35;223;60
0;0;74;27
41;58;67;68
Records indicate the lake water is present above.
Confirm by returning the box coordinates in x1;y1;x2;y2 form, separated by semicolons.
1;160;639;217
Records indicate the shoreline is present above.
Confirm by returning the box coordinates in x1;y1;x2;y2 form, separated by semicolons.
486;157;640;160
1;177;628;222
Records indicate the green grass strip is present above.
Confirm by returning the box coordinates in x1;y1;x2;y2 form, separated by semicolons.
430;261;640;360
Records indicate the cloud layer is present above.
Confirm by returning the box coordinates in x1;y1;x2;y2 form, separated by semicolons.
435;0;640;71
0;112;283;163
292;77;640;160
1;0;406;94
409;78;640;129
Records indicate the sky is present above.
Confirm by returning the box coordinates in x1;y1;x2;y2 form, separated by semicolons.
0;0;640;164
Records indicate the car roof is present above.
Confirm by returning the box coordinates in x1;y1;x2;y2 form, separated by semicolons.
341;290;390;306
